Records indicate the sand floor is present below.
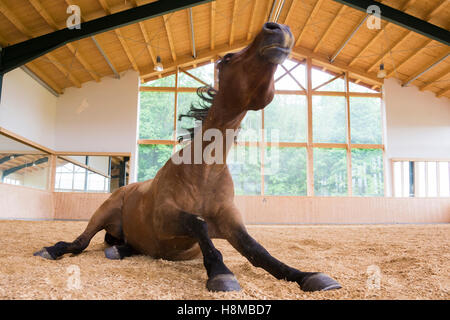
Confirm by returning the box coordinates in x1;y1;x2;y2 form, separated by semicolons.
0;220;448;300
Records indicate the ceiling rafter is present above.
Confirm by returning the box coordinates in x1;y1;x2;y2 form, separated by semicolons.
246;0;257;41
313;4;346;53
0;1;81;88
294;0;324;47
20;62;63;94
64;0;121;79
138;22;157;66
163;15;177;62
211;1;216;49
97;0;140;72
402;50;450;87
365;0;448;73
436;86;450;98
419;63;450;92
229;0;238;46
28;0;100;83
282;0;296;25
330;12;368;63
347;0;414;67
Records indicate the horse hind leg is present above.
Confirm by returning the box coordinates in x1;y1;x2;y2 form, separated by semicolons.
34;189;124;260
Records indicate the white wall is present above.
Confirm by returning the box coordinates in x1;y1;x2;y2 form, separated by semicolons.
0;68;58;149
54;71;140;181
384;78;450;195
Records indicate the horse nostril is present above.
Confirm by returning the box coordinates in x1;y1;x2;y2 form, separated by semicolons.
264;22;282;32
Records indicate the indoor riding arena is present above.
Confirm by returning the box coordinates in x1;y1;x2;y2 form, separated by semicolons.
0;0;449;301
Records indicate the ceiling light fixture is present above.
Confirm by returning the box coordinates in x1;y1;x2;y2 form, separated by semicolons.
154;56;163;72
377;63;386;79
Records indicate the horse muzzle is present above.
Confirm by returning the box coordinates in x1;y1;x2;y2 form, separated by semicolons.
259;22;294;65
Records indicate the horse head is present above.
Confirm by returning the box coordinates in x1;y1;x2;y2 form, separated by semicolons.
216;22;294;112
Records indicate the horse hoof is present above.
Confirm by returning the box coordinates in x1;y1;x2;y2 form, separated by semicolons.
300;273;342;292
207;274;241;292
104;246;121;260
33;248;55;260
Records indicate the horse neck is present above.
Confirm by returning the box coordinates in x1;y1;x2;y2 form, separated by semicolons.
201;96;247;158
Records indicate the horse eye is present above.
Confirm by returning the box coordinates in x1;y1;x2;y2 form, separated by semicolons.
223;53;234;62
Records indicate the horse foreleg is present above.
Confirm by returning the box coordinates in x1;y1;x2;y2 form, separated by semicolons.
34;188;124;260
216;206;341;292
169;212;241;292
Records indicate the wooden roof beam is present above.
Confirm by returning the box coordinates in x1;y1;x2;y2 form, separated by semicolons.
366;0;448;73
29;0;100;82
419;64;450;92
402;50;450;87
295;0;325;47
211;2;216;49
283;0;297;25
138;22;157;66
65;0;121;78
229;0;238;46
97;0;139;72
333;0;450;46
347;0;414;67
246;0;257;41
0;1;81;88
330;13;369;63
21;64;63;95
313;4;346;53
436;86;450;98
163;15;177;62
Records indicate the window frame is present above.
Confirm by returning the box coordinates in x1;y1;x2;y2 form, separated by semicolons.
138;57;386;197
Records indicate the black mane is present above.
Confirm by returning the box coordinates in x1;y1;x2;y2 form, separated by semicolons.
177;86;217;142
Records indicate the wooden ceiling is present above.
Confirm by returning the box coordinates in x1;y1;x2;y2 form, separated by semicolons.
0;0;449;98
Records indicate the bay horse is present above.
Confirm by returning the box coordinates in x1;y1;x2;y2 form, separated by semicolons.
35;22;341;293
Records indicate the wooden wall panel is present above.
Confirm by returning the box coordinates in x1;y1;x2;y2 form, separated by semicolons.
235;196;450;224
0;183;448;223
50;192;450;224
52;192;110;220
0;184;54;220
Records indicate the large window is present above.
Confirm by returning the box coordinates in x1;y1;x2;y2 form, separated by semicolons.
138;58;385;196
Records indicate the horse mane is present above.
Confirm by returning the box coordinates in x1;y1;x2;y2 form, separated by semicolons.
177;85;217;142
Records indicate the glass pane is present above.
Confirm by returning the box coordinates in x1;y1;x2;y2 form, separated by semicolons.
349;81;378;93
427;162;437;197
141;74;176;87
314;148;347;196
139;92;175;140
351;149;384;196
274;60;306;90
264;147;307;195
402;161;410;197
227;146;261;195
438;162;450;197
176;92;204;139
73;171;86;190
350;97;382;144
265;95;307;143
87;172;108;192
415;162;426;197
393;161;402;197
0;134;50;190
138;144;173;181
313;96;346;143
87;156;110;176
312;68;345;91
237;111;261;142
179;64;214;87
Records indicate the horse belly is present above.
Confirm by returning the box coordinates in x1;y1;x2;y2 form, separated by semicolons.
121;190;200;260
